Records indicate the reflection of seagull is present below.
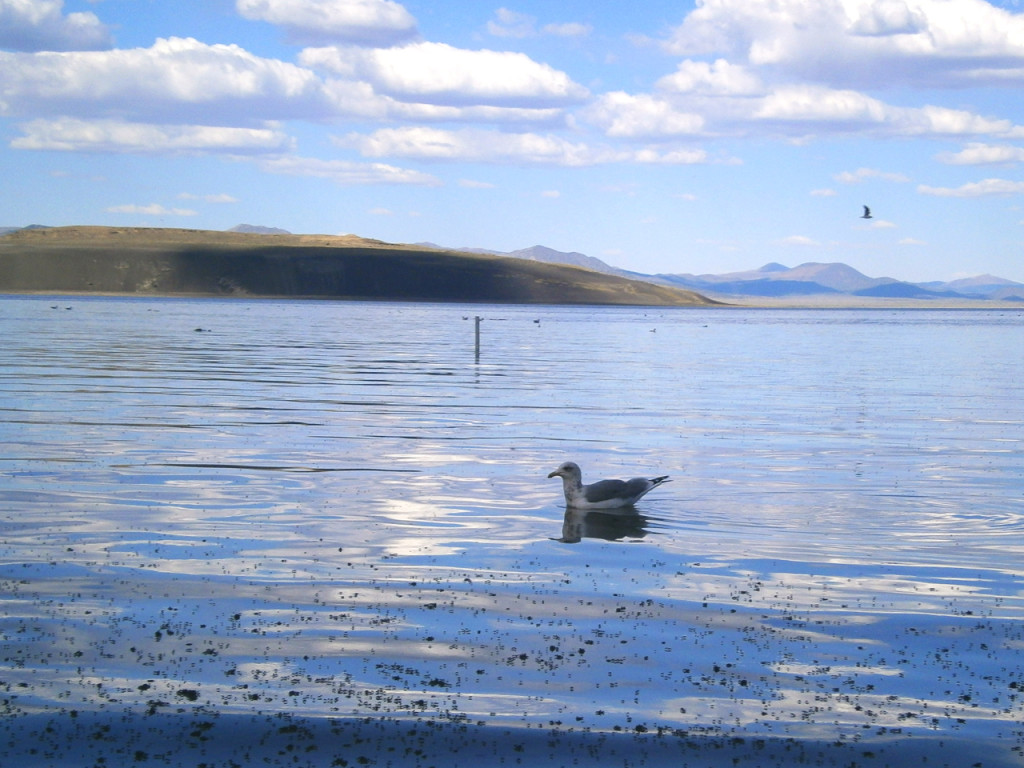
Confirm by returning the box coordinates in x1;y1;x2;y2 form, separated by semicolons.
556;508;652;543
547;461;670;509
861;205;873;219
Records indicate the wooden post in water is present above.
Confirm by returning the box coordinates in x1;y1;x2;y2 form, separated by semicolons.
474;316;482;359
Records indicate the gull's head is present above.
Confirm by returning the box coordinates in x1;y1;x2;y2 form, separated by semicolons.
548;461;580;479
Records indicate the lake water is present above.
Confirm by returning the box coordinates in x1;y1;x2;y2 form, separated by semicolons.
1;296;1023;767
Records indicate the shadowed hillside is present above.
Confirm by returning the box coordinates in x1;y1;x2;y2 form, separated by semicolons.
0;226;718;306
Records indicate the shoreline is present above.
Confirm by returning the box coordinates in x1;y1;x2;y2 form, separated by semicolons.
3;289;1022;310
723;294;1024;309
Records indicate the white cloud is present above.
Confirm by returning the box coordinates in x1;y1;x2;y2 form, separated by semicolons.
486;8;591;39
339;125;709;166
458;179;495;189
11;117;295;154
811;188;837;196
487;8;533;38
388;102;568;124
542;22;592;38
257;154;441;185
849;1;927;37
236;0;417;46
917;178;1024;197
892;104;1016;137
605;73;1021;143
340;126;597;165
937;142;1024;165
0;34;575;131
754;84;888;123
0;37;330;122
745;83;1015;140
633;147;709;164
835;167;911;184
106;203;198;216
316;77;567;123
661;0;1024;89
0;0;113;52
178;193;240;203
781;235;820;246
900;237;928;245
657;59;763;96
541;190;560;198
300;41;588;107
584;92;705;138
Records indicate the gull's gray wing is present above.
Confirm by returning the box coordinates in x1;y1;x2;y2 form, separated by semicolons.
583;478;631;504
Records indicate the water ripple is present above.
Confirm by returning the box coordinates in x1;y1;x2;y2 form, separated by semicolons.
1;297;1022;766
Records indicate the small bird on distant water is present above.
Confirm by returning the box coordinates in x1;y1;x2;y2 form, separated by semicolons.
861;205;873;219
548;461;670;509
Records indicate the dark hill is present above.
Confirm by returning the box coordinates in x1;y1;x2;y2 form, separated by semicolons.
0;226;717;306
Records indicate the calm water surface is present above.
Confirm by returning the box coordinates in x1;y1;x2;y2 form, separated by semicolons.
1;296;1023;766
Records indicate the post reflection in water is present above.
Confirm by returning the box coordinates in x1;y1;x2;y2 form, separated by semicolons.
556;507;656;543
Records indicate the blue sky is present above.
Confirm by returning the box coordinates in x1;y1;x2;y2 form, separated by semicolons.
2;0;1024;282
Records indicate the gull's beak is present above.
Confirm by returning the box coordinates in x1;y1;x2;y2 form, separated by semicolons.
547;470;561;478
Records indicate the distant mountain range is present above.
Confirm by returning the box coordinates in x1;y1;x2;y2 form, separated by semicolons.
417;242;615;274
426;240;1024;302
651;261;1024;301
228;224;293;235
0;224;49;236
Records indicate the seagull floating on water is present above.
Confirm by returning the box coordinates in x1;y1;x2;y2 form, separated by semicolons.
861;205;873;219
547;461;670;509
